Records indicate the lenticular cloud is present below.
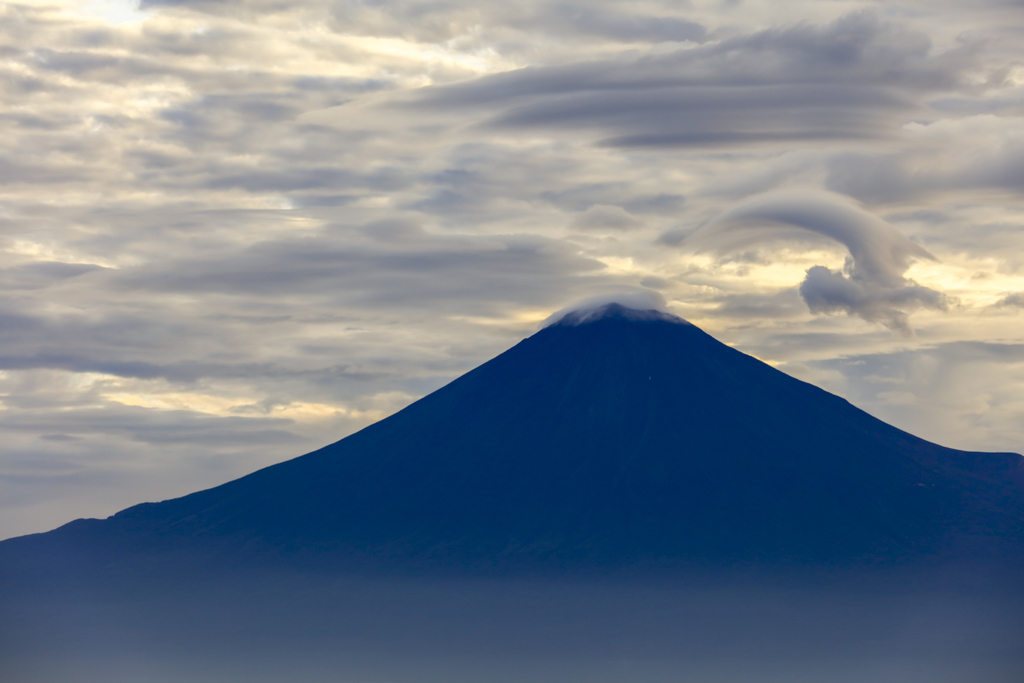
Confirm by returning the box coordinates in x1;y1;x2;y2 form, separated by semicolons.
693;190;950;334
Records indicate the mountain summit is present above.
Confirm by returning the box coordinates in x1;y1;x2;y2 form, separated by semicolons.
3;303;1023;576
546;301;689;327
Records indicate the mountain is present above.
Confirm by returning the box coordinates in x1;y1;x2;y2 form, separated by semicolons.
3;303;1022;576
4;302;1024;683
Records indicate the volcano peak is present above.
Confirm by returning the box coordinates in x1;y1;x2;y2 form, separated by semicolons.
4;301;1022;576
546;301;690;328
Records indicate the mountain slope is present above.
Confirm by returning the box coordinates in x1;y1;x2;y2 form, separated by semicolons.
4;304;1023;575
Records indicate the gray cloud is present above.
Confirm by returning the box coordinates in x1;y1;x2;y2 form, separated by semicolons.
541;185;685;215
398;10;971;148
692;190;950;334
0;353;384;385
0;262;106;290
533;4;706;44
826;142;1024;203
0;405;302;446
798;265;948;333
707;288;808;321
116;229;605;307
997;293;1024;308
158;0;709;45
572;205;642;230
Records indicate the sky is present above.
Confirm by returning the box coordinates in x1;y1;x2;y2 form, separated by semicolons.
1;0;1024;539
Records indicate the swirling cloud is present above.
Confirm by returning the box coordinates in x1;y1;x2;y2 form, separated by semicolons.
693;190;951;334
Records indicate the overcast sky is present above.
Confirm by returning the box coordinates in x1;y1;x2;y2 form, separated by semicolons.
2;0;1023;539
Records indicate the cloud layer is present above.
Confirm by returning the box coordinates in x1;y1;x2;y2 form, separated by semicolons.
1;0;1023;538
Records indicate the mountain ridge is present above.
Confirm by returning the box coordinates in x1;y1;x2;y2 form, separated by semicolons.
4;303;1022;579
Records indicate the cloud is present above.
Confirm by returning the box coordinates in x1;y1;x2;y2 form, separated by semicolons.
541;186;685;215
704;289;808;322
389;10;972;149
542;288;670;327
0;262;107;290
571;205;642;231
825;127;1024;204
805;340;1024;453
533;4;706;44
798;264;949;333
114;228;605;309
691;190;951;334
996;293;1024;308
0;1;1022;541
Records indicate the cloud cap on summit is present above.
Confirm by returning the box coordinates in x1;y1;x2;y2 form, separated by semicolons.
542;290;680;328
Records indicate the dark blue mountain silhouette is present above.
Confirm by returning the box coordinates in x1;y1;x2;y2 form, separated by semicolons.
4;303;1024;683
4;303;1022;577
